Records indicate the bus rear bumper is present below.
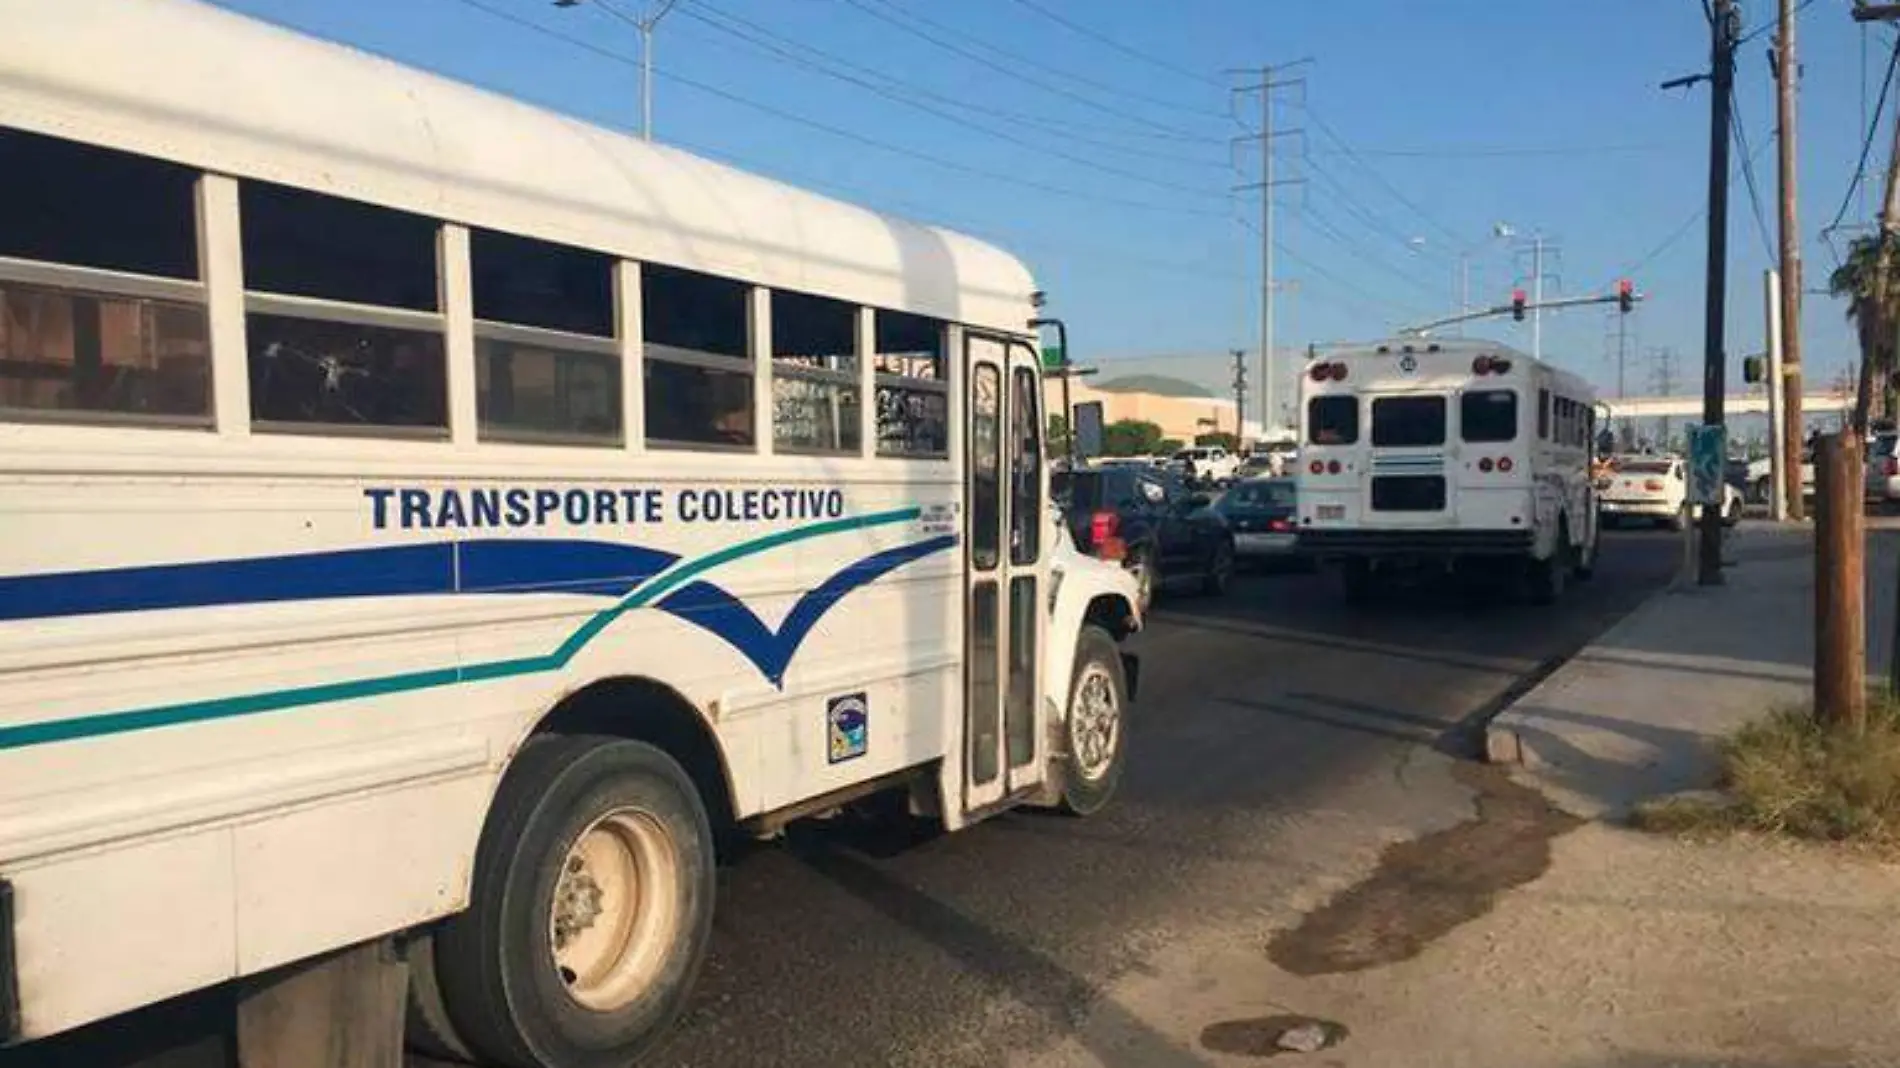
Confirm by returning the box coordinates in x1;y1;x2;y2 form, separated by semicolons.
1297;528;1535;559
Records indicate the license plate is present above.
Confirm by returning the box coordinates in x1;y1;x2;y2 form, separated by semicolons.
1317;504;1345;520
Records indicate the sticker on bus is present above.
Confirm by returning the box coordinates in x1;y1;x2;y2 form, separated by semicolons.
827;693;869;763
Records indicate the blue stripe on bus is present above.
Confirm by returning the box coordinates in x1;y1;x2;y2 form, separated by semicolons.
0;541;682;622
0;508;936;750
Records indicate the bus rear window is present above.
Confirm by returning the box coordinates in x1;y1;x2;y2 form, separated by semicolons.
1307;396;1357;445
1371;395;1446;447
1460;390;1517;443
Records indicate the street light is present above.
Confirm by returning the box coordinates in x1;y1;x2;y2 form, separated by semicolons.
1415;222;1515;337
554;0;679;142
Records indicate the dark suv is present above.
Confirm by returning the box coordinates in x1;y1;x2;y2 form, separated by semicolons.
1053;465;1235;611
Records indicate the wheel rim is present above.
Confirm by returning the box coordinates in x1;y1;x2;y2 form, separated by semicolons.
1070;662;1120;783
549;808;682;1012
1131;560;1154;608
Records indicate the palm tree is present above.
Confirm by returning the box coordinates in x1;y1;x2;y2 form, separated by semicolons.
1829;234;1900;431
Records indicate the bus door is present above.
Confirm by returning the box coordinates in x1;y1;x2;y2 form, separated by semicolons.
963;334;1047;811
1366;391;1454;526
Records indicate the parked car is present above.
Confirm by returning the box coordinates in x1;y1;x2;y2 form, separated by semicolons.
1169;446;1240;487
1209;477;1306;567
1745;451;1816;505
1866;432;1900;510
1598;455;1742;529
1052;465;1235;610
1237;453;1277;479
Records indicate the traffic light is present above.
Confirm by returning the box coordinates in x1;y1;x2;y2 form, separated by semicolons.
1742;355;1765;384
1511;288;1526;322
1617;278;1635;315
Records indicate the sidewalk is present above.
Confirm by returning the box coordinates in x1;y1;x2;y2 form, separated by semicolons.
1483;522;1876;819
1016;524;1900;1068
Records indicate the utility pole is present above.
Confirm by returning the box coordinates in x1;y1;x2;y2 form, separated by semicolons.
1694;0;1740;585
1531;235;1545;361
1775;0;1806;518
1231;63;1307;442
554;0;680;141
1231;348;1249;443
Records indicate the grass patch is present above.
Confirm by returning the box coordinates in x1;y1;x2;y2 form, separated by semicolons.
1632;696;1900;847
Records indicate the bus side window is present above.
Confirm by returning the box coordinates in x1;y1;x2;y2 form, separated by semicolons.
873;310;948;458
772;289;860;455
241;181;447;434
0;127;211;425
642;263;755;449
1538;389;1550;440
471;228;620;446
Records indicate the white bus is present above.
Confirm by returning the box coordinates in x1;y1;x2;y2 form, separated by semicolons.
1295;339;1599;604
0;2;1143;1065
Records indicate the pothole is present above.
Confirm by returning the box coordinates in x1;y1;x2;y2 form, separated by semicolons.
1267;761;1580;976
1200;1014;1349;1058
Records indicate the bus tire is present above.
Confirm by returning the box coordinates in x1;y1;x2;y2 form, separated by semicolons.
1060;626;1128;817
1528;524;1570;606
1573;527;1598;582
433;735;716;1068
405;931;477;1062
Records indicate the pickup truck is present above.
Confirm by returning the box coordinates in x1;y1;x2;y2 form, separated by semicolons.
1169;446;1239;487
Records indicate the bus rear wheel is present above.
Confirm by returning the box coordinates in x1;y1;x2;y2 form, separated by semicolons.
428;735;715;1068
1527;525;1571;606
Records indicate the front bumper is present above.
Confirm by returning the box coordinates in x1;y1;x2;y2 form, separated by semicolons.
1297;528;1534;557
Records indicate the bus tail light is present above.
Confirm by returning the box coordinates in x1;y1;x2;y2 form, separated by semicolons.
1329;362;1349;381
1497;456;1515;473
1478;458;1494;473
1308;361;1349;382
1309;459;1325;475
1326;459;1342;474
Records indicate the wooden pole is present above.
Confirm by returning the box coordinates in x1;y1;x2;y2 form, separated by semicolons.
1776;0;1805;518
1815;433;1866;732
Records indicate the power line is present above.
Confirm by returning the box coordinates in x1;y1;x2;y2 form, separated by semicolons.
1604;111;1774;286
1729;107;1776;261
1298;201;1445;299
1004;0;1227;91
1826;31;1900;236
1304;105;1465;247
841;0;1226;129
1301;154;1455;266
1737;0;1817;45
668;0;1230;197
447;0;1231;218
1311;142;1672;160
680;0;1230;170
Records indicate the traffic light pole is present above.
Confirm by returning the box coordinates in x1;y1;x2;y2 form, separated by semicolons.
1399;289;1639;338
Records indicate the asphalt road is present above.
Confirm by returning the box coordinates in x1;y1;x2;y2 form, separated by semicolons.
2;530;1684;1068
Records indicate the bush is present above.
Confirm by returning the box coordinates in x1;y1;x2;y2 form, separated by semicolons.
1634;696;1900;846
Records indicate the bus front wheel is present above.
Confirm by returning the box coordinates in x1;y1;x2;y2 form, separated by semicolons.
429;735;716;1068
1060;625;1129;817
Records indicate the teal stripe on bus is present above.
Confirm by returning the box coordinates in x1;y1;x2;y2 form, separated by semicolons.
0;508;923;752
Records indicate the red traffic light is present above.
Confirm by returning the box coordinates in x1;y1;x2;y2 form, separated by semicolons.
1511;288;1527;322
1616;279;1635;314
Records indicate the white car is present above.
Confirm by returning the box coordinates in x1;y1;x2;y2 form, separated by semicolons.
1170;446;1239;487
1598;455;1742;529
1746;453;1816;504
1867;433;1900;509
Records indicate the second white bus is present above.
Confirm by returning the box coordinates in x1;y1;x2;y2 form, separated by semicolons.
1295;339;1599;604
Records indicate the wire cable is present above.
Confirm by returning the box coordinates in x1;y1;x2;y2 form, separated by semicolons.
1305;107;1464;247
843;0;1227;130
1004;0;1227;91
448;0;1232;217
676;0;1230;174
1729;106;1777;262
664;0;1229;197
1827;31;1900;236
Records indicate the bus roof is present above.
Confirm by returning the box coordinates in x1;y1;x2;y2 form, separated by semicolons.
1305;338;1595;398
0;0;1037;334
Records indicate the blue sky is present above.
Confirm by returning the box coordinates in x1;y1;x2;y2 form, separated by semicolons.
212;0;1877;421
